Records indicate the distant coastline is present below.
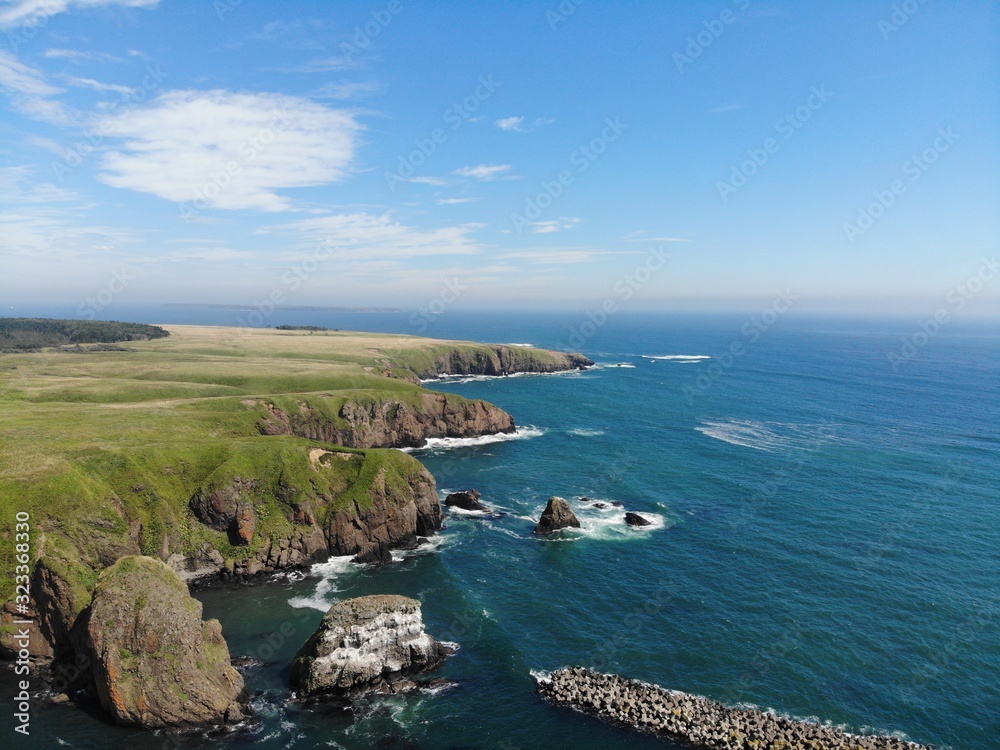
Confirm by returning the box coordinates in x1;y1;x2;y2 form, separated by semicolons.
162;303;401;313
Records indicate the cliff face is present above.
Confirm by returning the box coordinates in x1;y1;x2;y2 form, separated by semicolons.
418;345;593;379
258;392;515;448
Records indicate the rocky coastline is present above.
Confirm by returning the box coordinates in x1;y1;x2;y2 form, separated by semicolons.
537;667;933;750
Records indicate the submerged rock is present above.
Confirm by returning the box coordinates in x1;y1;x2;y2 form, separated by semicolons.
534;497;581;535
624;512;651;527
82;555;247;728
445;489;490;512
290;595;448;699
352;541;393;566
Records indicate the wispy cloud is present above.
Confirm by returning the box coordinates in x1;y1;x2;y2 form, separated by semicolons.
436;197;479;205
65;76;133;94
0;0;158;30
99;89;362;211
261;212;483;259
454;163;513;180
495;115;553;132
43;48;123;64
710;103;744;114
264;56;355;74
528;217;581;234
621;230;692;243
0;50;73;124
503;246;619;265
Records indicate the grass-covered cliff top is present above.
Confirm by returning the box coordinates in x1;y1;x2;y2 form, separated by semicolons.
0;323;582;613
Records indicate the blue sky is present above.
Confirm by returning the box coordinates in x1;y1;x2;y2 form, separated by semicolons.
1;0;998;317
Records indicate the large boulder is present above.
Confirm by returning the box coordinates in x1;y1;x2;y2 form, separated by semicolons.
82;555;247;728
534;496;581;535
291;595;448;699
445;489;489;512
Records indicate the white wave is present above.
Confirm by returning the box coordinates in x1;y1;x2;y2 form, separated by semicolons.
567;427;606;437
392;533;449;560
530;498;668;540
608;362;636;368
530;668;553;684
695;419;834;453
287;556;355;611
403;426;545;452
504;342;535;347
420;369;583;385
642;354;712;361
446;505;491;517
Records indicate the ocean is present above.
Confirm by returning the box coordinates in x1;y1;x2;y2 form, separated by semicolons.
2;308;998;749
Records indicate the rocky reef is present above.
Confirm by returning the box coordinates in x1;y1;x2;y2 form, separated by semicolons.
537;667;933;750
535;496;581;534
445;489;490;512
291;594;449;699
80;556;247;728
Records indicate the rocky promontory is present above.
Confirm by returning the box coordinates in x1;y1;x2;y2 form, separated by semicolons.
418;344;593;379
291;594;449;699
80;556;247;728
537;667;933;750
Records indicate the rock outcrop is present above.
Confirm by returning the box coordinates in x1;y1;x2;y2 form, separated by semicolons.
445;489;489;512
81;556;247;728
625;512;651;527
537;667;932;750
291;595;448;699
535;497;581;535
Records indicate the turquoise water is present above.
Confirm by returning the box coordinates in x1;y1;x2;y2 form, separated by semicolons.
3;311;998;749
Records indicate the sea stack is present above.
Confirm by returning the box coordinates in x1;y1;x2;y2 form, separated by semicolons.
534;496;581;534
291;595;450;699
82;556;247;728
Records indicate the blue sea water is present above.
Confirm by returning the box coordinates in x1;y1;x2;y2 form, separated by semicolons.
3;308;998;749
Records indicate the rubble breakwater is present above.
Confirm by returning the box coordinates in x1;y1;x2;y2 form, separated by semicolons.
536;667;933;750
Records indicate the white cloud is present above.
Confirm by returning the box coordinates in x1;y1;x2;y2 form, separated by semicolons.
0;0;158;29
496;116;525;132
528;217;581;234
504;246;615;265
436;197;478;205
710;103;744;114
98;90;362;211
621;230;692;243
261;212;483;259
408;176;449;186
454;163;512;180
43;48;123;63
0;50;61;96
495;116;553;132
66;76;133;93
